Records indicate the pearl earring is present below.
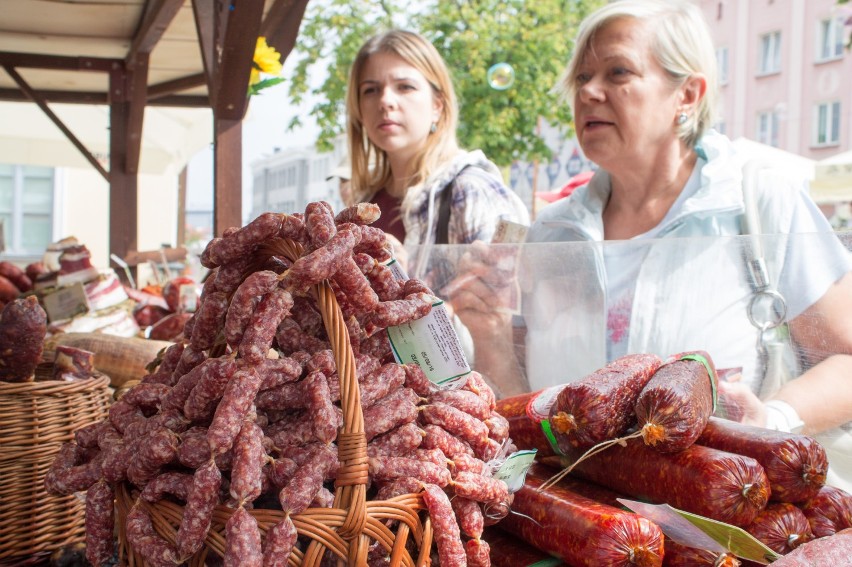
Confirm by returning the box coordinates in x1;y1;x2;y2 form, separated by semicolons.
677;112;688;125
430;122;437;134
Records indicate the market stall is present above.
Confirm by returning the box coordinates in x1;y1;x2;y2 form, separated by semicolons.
2;203;851;565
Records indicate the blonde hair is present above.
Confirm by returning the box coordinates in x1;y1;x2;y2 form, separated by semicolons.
559;0;718;148
346;29;460;210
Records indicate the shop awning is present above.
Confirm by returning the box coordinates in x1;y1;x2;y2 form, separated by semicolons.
811;150;852;204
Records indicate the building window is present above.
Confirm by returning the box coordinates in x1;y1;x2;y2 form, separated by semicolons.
0;164;55;256
758;31;781;75
817;17;845;62
813;101;841;146
757;111;780;147
716;47;729;85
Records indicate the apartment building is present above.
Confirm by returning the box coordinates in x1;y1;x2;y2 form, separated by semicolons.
697;0;851;158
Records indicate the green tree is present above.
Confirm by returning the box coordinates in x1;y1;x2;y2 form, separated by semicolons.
840;0;852;49
285;0;605;166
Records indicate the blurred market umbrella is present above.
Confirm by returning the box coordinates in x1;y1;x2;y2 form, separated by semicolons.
0;101;211;175
811;149;852;204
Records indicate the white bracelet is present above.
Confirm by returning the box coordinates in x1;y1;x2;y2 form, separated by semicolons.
764;400;805;434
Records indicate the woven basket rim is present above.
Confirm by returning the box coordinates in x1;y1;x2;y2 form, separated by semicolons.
0;372;110;394
119;236;431;567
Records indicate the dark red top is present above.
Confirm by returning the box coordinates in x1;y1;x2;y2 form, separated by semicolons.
369;189;406;243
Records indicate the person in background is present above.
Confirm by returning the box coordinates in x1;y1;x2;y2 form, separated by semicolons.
345;29;529;280
448;0;852;487
326;155;354;208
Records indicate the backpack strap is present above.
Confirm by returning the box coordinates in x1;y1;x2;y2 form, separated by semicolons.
434;178;455;245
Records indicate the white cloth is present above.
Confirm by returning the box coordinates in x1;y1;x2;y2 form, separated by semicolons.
523;130;851;392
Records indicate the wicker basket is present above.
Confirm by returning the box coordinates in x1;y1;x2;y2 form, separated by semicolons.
0;371;112;563
116;239;433;566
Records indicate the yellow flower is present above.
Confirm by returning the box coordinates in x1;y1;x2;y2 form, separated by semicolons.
253;36;283;77
248;37;285;95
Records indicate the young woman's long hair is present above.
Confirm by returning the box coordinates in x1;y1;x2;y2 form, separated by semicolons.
346;29;460;214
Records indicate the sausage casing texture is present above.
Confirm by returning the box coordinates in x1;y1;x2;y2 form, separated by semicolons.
799;485;852;537
550;353;662;452
662;538;741;567
422;483;467;567
125;506;180;567
224;506;262;567
262;516;298;567
85;480;115;567
767;528;852;566
745;502;813;555
697;416;827;503
176;460;222;560
559;437;770;526
500;464;664;567
635;353;717;453
482;528;566;567
0;296;46;382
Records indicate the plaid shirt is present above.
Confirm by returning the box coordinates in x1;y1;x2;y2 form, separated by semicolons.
403;150;530;246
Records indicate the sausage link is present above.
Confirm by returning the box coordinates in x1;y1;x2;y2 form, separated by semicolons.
662;538;741;567
44;443;103;495
182;357;240;421
262;516;298;567
429;389;491;421
402;363;435;397
280;226;359;292
367;422;424;458
208;365;262;454
745;502;813;555
419;402;493;461
85;480;115;567
230;419;265;505
176;459;222;560
224;506;262;567
225;270;281;348
368;456;451;487
275;318;329;355
363;388;419;441
562;437;770;526
239;288;294;364
360;364;406;408
465;539;491;567
800;485;852;537
278;444;336;515
207;212;284;267
189;291;229;351
125;505;179;567
335;202;381;226
452;471;509;505
452;496;485;539
365;292;434;336
141;471;194;503
635;354;717;453
258;357;304;390
550;353;663;452
421;424;475;459
375;477;423;500
697;416;828;503
422;483;467;567
304;370;338;443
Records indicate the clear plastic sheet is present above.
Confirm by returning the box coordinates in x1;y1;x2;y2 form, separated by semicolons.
406;230;852;490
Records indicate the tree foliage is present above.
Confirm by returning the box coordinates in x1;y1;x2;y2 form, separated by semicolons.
285;0;605;165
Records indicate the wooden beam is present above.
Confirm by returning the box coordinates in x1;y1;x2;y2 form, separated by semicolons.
109;68;138;282
191;0;218;106
177;167;187;247
147;72;207;99
0;88;209;107
213;117;243;234
0;51;118;72
125;246;187;267
214;0;264;120
128;0;184;63
124;55;149;175
262;0;310;63
2;65;108;181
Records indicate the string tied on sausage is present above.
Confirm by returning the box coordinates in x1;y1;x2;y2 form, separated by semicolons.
539;429;644;491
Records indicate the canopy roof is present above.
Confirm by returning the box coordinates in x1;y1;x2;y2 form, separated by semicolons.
0;0;309;272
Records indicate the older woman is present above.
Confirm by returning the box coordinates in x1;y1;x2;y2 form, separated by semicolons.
450;0;852;488
345;29;529;278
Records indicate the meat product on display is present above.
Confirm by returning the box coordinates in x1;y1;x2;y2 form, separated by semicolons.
634;352;717;453
697;416;827;503
500;463;664;567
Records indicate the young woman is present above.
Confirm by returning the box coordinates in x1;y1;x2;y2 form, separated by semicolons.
345;29;529;278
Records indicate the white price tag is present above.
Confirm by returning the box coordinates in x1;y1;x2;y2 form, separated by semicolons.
41;282;90;322
493;449;537;493
387;301;471;386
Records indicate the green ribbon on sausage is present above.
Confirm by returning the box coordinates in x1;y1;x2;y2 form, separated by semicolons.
677;352;718;413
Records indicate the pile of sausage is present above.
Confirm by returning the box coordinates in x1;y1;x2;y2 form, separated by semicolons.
497;352;852;566
44;202;513;567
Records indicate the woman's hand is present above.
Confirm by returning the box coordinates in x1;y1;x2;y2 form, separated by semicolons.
717;376;767;428
444;241;527;396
